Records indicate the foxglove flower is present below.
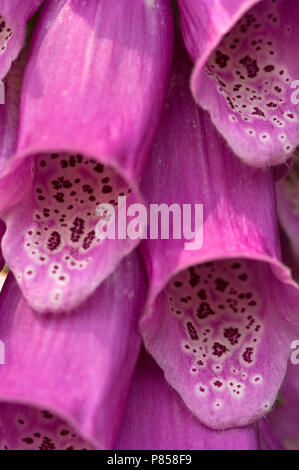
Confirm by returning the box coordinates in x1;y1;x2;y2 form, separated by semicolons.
140;48;299;430
0;0;173;313
115;350;259;450
0;0;298;453
257;223;299;450
0;0;44;79
0;250;147;450
0;404;91;450
177;0;299;167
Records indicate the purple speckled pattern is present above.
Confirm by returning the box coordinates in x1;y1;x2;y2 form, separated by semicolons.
0;0;173;313
178;0;299;167
115;350;259;450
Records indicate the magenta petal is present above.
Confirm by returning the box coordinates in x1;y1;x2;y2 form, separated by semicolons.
0;51;22;271
258;417;284;450
0;34;28;168
0;251;147;449
0;0;43;79
0;404;91;450
259;363;299;450
0;0;173;313
276;154;299;275
115;350;259;450
178;0;299;167
139;51;299;430
279;227;299;287
0;219;5;268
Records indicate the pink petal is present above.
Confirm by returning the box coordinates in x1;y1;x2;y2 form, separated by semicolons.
0;0;43;79
178;0;299;167
115;350;259;450
0;28;28;166
0;0;173;313
139;48;299;430
0;251;147;449
276;153;299;276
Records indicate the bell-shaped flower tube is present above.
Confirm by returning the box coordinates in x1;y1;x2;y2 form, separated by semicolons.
0;0;173;313
115;350;259;450
177;0;299;167
139;49;299;430
0;403;92;450
0;250;147;450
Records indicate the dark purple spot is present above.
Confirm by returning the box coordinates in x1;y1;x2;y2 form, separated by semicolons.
102;185;113;194
39;436;56;450
22;438;34;445
215;277;229;292
83;230;95;250
197;302;215;320
47;231;61;251
263;65;275;73
215;50;230;68
41;410;53;419
213;380;223;388
53;192;64;203
70;217;85;243
186;321;199;341
212;342;229;357
94;163;104;173
242;347;254;363
239;55;259;78
197;289;207;300
252;107;265;117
